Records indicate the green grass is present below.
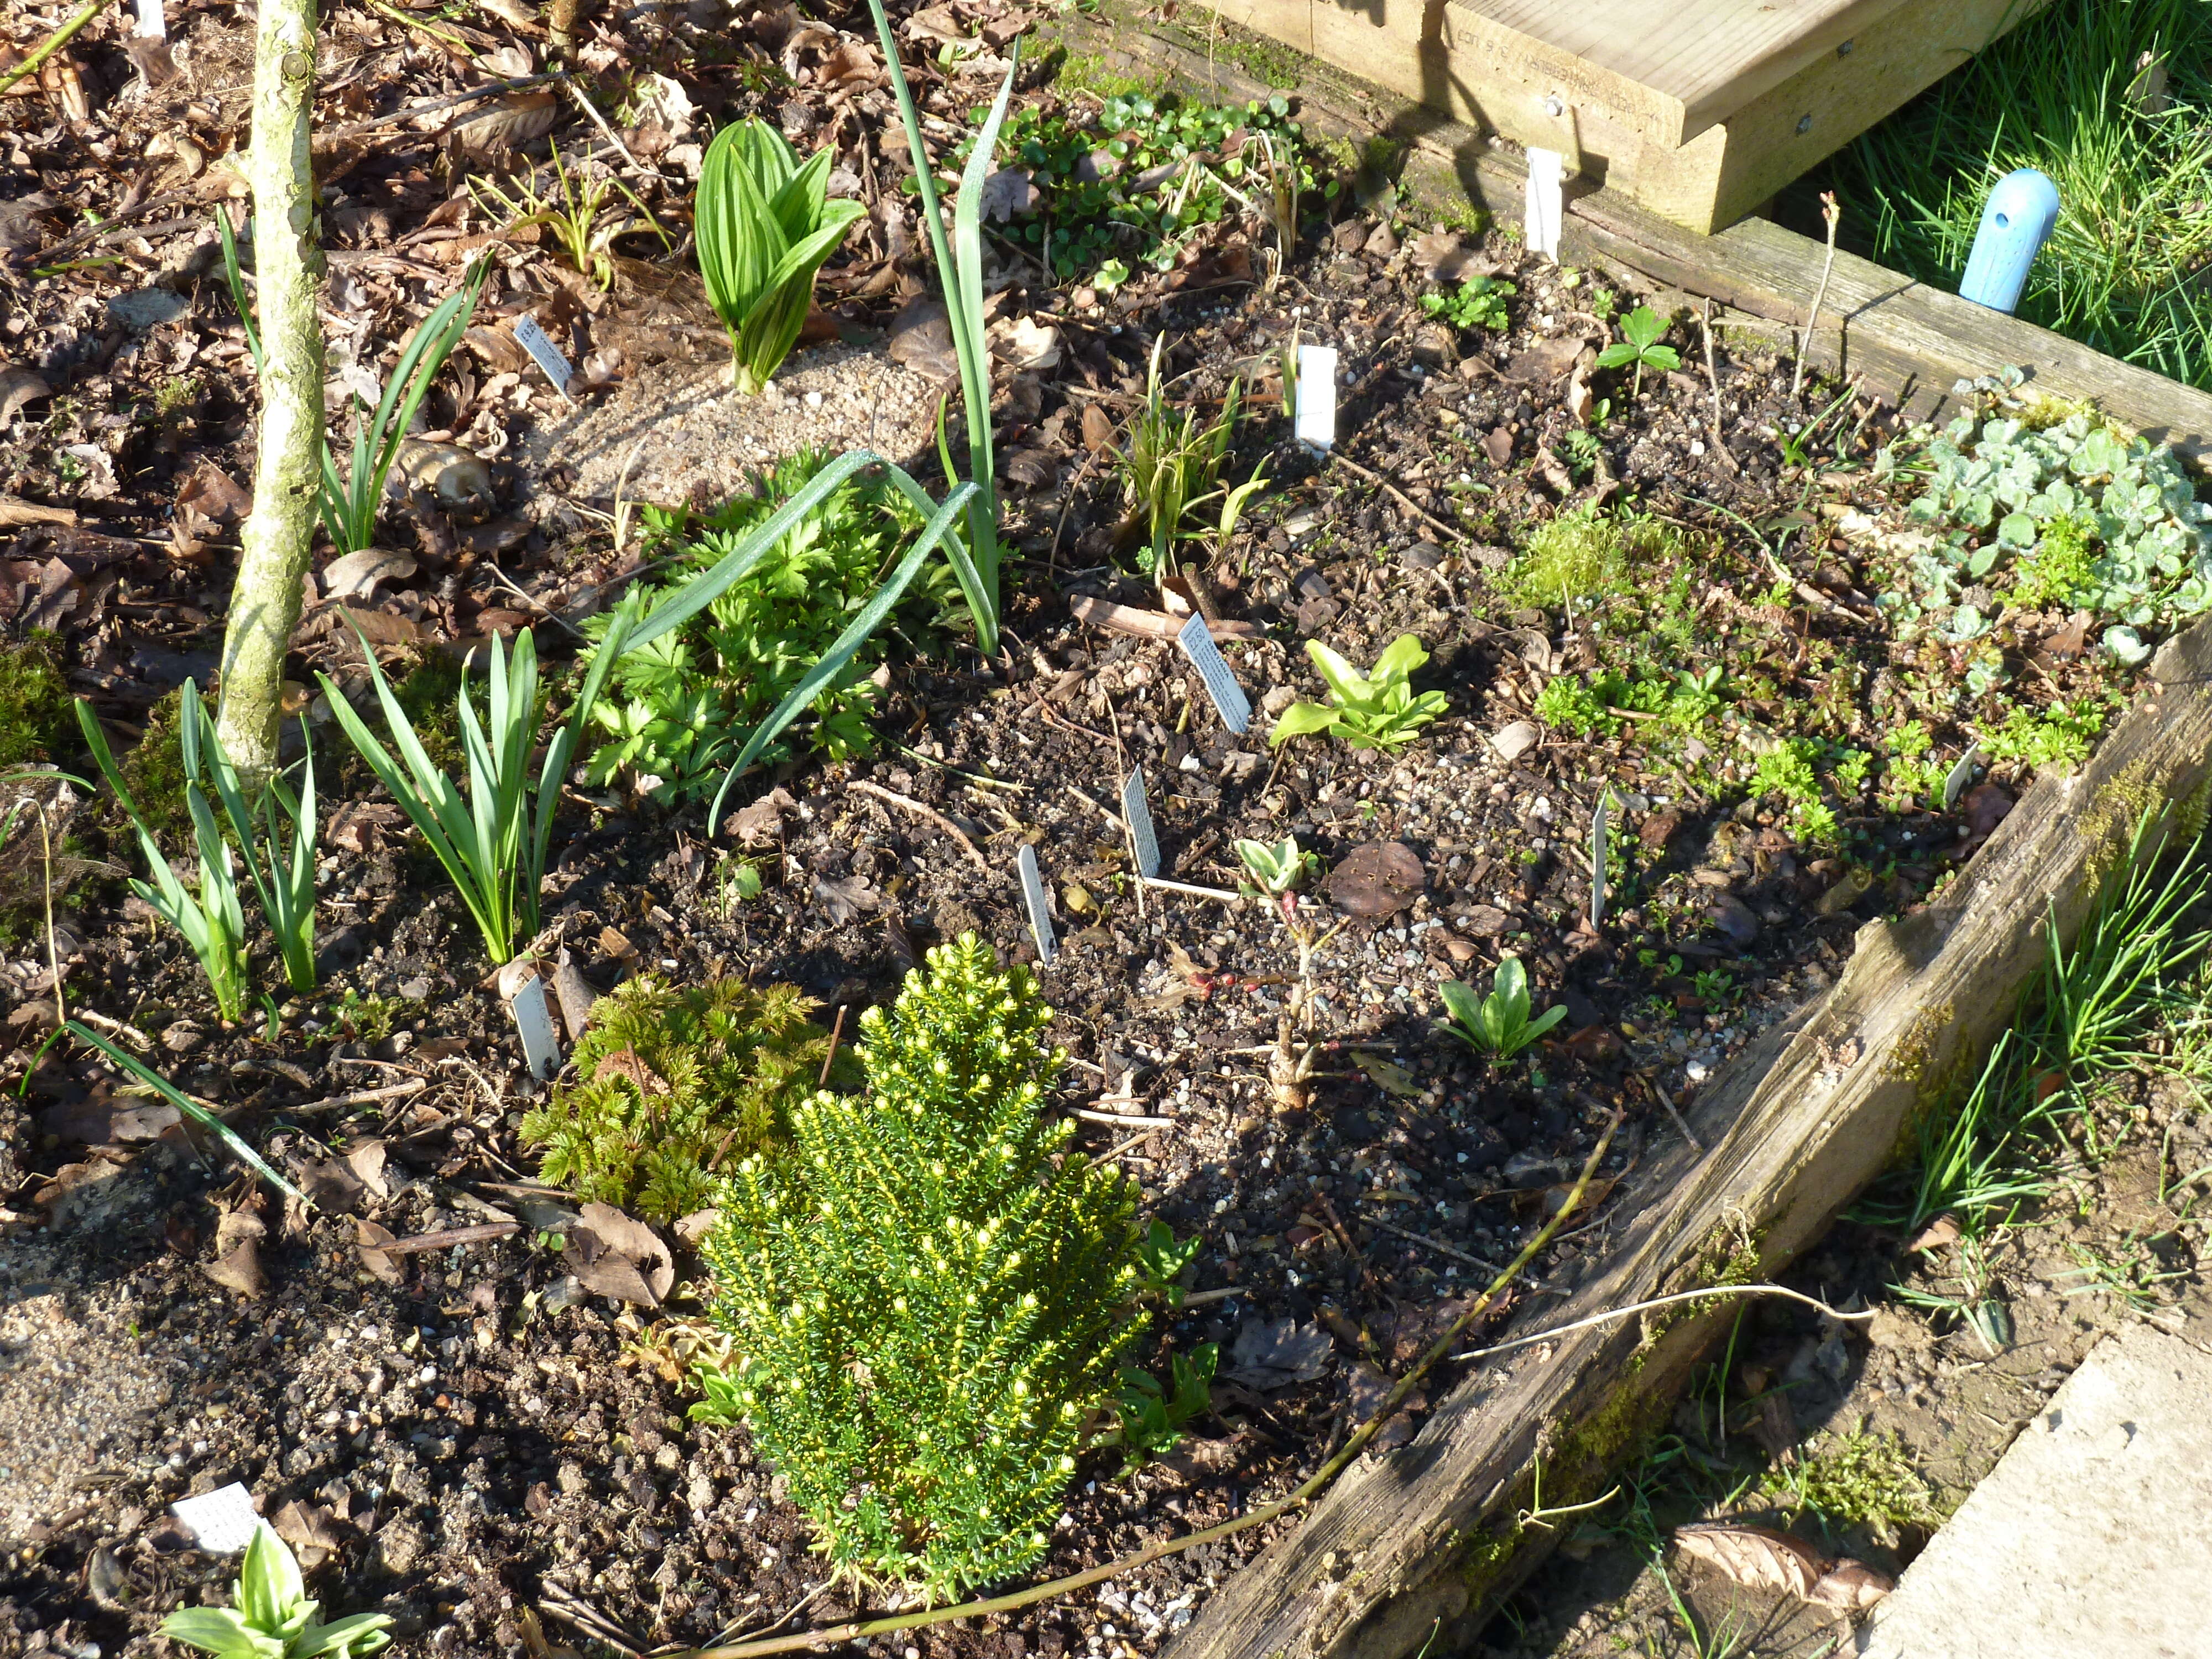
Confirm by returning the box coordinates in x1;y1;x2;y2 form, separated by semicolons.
1808;0;2212;389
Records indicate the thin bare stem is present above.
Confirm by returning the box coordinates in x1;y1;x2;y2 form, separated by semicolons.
1792;191;1842;401
0;0;123;97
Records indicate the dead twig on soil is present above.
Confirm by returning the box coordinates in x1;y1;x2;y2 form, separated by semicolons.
1328;452;1465;546
670;1110;1625;1659
0;0;122;97
289;1078;429;1114
848;778;991;873
1792;191;1843;402
1699;298;1740;475
322;70;565;139
1454;1282;1871;1366
374;1220;518;1254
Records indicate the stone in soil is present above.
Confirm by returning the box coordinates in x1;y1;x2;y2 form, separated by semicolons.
1855;1321;2212;1658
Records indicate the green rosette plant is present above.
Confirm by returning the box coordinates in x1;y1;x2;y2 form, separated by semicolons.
695;119;866;394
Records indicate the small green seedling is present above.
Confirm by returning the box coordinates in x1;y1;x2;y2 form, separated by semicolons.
160;1521;391;1659
1115;1342;1217;1466
1420;276;1515;333
1437;955;1567;1060
1269;635;1450;749
1235;833;1319;895
1595;304;1681;398
1134;1218;1203;1303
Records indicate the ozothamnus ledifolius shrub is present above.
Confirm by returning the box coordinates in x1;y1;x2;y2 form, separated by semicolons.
1877;373;2212;659
700;936;1144;1601
520;977;852;1223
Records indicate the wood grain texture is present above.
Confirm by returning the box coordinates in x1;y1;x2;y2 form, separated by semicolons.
1194;0;2054;229
1162;619;2212;1659
1461;0;1904;138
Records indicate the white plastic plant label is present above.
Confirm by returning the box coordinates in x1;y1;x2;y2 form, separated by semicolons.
512;315;576;401
1120;765;1161;880
1016;843;1057;967
1294;345;1337;452
172;1483;261;1553
498;959;562;1080
1176;613;1252;734
1525;148;1564;260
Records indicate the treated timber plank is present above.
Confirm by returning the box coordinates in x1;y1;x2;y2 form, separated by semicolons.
1162;621;2212;1659
1459;0;1901;143
1194;0;2054;229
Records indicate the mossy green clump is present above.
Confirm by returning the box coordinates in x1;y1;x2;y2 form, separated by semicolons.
1495;506;1683;608
700;936;1146;1602
0;634;76;770
520;977;852;1223
1762;1430;1939;1545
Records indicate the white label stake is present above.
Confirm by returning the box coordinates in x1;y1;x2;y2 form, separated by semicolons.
1295;344;1337;452
1121;765;1161;880
512;315;576;402
499;959;563;1080
171;1484;260;1553
1016;843;1057;967
1525;147;1564;260
1176;613;1251;734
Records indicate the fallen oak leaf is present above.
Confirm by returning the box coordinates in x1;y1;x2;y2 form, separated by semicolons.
1671;1522;1828;1599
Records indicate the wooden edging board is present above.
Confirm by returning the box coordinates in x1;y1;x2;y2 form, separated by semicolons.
1053;1;2212;464
1156;638;2212;1659
1186;0;2061;232
1034;12;2212;1658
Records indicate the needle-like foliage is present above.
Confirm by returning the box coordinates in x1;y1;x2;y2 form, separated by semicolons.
695;119;867;395
700;936;1145;1601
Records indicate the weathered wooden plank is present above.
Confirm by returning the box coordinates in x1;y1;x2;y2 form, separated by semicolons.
1462;0;1900;141
1193;0;2056;230
1162;622;2212;1659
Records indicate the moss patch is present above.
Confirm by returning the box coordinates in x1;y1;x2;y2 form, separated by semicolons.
0;635;75;771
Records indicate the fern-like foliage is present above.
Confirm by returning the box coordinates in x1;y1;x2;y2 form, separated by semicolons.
520;977;850;1223
702;935;1144;1601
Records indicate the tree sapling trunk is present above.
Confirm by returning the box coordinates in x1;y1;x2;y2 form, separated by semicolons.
215;0;324;784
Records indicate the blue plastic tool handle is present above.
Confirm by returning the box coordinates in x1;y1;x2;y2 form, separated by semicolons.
1958;168;2060;315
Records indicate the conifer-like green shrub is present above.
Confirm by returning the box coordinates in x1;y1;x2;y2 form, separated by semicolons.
520;977;850;1223
701;936;1143;1600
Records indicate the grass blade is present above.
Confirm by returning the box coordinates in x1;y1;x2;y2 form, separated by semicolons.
65;1020;306;1204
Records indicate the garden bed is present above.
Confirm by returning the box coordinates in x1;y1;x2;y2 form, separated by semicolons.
5;3;2212;1658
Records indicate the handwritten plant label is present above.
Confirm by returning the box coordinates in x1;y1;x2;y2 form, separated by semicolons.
1017;843;1057;967
1295;343;1337;452
1176;613;1251;734
1121;764;1161;879
1943;746;1982;811
1590;788;1611;927
498;959;562;1079
513;315;576;401
171;1483;261;1553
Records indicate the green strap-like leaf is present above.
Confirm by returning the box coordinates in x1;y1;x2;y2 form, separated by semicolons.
67;1022;307;1203
708;479;978;824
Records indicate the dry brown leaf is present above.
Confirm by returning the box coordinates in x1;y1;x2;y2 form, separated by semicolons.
1081;403;1117;455
451;90;561;157
327;800;405;854
564;1202;674;1306
321;547;417;603
345;1139;391;1201
270;1500;346;1567
356;1219;405;1285
205;1238;266;1298
1482;425;1513;467
591;1045;670;1095
1807;1558;1893;1609
1672;1523;1829;1599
